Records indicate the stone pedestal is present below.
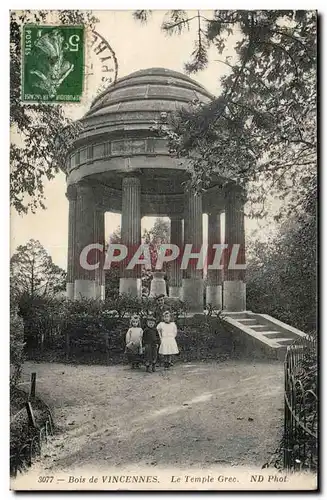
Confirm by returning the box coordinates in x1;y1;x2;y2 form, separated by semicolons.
169;286;182;299
74;279;98;300
182;278;204;312
149;271;167;297
206;212;222;310
223;186;246;311
182;190;204;312
223;281;246;312
119;277;142;296
206;285;223;310
168;216;183;299
66;283;75;300
119;176;141;297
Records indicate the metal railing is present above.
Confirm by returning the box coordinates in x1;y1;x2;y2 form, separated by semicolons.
283;336;318;471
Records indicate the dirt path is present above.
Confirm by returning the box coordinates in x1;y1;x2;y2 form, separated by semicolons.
17;360;284;471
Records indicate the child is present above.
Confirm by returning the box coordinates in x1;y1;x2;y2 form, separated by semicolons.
125;315;143;369
142;315;161;373
154;294;166;323
157;310;179;369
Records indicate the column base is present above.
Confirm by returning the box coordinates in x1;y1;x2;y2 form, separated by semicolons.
94;284;103;300
223;281;246;312
182;278;204;313
169;286;182;299
119;278;142;297
206;285;222;310
66;283;74;300
149;272;167;298
74;279;99;300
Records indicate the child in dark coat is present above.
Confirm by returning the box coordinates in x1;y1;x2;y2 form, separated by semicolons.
143;315;161;373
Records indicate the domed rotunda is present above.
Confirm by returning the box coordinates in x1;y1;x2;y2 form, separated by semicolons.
63;68;246;312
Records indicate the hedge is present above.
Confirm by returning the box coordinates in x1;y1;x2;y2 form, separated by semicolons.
22;296;232;364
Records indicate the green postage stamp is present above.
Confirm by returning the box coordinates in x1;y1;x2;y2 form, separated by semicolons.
22;25;84;103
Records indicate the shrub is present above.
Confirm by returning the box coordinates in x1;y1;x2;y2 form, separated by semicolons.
21;293;232;364
164;298;189;321
176;314;232;361
18;294;65;350
57;298;127;363
58;295;190;363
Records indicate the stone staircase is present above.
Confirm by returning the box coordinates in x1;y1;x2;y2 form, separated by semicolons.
223;311;308;360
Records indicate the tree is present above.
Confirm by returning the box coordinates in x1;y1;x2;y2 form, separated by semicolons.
142;218;170;269
10;239;66;301
104;227;122;298
104;219;171;296
246;183;316;333
10;10;98;214
109;226;122;244
142;218;170;292
134;10;317;218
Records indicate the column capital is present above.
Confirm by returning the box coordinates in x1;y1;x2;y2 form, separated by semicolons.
66;184;77;201
207;209;222;217
170;214;183;221
76;180;95;200
224;182;247;204
184;186;202;197
122;174;141;187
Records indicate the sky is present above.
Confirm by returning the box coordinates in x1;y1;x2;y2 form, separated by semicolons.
10;10;276;270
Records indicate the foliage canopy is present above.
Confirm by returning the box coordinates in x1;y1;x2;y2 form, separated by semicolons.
135;10;317;218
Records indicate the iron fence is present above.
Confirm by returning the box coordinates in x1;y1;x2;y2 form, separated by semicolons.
283;335;318;471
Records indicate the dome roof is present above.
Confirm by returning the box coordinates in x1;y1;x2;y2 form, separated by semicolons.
82;67;213;127
65;69;224;215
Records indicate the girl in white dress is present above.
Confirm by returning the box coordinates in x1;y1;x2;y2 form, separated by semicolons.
125;315;143;369
157;310;179;369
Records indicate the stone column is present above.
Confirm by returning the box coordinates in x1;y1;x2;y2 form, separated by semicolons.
206;211;223;310
119;176;142;297
94;209;105;300
223;185;246;311
168;216;183;298
182;190;204;312
66;184;77;299
74;181;99;299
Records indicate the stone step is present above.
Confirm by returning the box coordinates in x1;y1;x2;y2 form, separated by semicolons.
238;318;258;325
252;326;298;340
223;312;250;320
223;312;306;361
273;338;294;346
260;331;283;339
